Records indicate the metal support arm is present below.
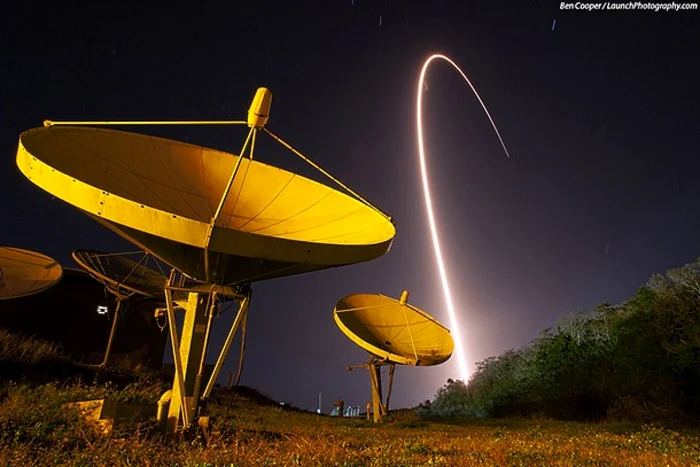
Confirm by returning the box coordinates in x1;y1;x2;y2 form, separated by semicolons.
202;291;251;399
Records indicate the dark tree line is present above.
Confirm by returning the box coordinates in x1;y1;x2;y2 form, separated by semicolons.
422;259;700;424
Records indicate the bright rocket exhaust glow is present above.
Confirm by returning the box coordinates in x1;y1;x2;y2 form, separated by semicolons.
416;54;511;382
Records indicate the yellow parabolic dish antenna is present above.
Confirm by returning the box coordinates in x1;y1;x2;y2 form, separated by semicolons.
334;292;454;366
16;126;396;284
0;247;63;300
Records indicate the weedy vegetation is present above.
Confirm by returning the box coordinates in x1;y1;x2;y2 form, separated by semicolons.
1;377;700;466
1;332;700;466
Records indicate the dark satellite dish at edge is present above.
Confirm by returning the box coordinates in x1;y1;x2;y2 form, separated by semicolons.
0;247;63;300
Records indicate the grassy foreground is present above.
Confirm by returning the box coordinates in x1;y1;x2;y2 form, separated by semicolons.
1;331;699;466
1;380;700;467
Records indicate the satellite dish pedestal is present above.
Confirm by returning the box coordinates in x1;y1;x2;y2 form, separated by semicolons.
371;361;383;422
348;356;396;422
164;291;210;434
162;271;251;437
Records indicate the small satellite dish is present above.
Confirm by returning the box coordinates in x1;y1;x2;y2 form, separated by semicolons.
334;290;453;366
0;247;63;300
334;290;453;422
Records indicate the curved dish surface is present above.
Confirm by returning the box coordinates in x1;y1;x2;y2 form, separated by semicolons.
334;293;453;366
72;249;167;298
17;126;395;283
0;247;63;300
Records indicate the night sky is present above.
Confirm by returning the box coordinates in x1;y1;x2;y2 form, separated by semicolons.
1;1;699;412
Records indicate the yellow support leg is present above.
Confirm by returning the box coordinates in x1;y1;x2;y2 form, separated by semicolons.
165;292;209;435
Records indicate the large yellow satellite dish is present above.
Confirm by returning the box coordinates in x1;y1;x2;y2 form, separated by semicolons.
334;290;453;422
334;291;453;366
0;247;63;300
16;125;395;285
14;87;395;435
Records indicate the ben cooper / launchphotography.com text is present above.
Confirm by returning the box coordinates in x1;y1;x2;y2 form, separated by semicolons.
560;1;698;10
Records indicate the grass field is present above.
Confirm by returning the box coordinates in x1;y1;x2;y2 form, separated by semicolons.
1;330;699;466
1;380;700;466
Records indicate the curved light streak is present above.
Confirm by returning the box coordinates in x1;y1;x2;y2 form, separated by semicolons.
416;54;511;382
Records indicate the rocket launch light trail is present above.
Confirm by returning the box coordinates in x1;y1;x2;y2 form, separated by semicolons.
416;54;511;382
